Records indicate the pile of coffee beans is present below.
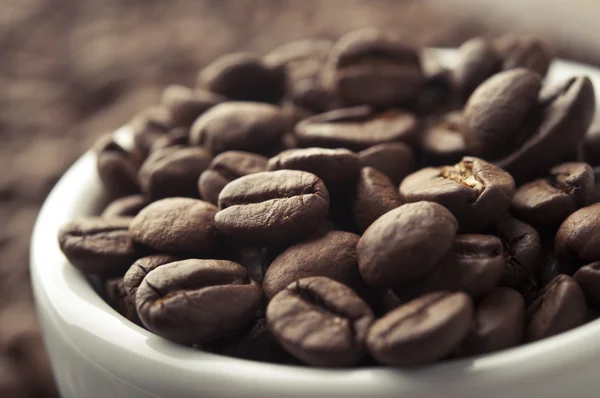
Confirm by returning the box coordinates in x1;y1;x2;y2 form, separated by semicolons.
58;28;600;367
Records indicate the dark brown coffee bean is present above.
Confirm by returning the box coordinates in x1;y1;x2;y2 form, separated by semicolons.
267;276;375;367
295;106;419;151
357;142;415;185
495;214;541;287
464;68;542;160
197;52;284;103
138;146;212;200
511;162;594;228
526;274;586;342
263;38;332;75
494;34;553;76
583;122;600;166
130;198;217;255
556;203;600;266
160;85;225;127
367;291;473;366
573;262;600;306
400;157;515;231
422;111;467;166
58;217;143;277
136;259;262;345
267;148;361;192
130;106;174;157
458;287;524;356
123;254;180;306
357;201;458;289
394;234;505;301
452;37;501;101
215;170;329;246
198;151;268;205
189;102;287;154
353;167;402;233
101;194;149;218
263;230;364;299
149;127;190;153
105;277;140;324
323;28;424;107
94;134;139;198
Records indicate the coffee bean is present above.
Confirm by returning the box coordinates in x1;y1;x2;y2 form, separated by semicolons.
583;122;600;166
136;259;262;345
130;106;175;157
215;170;329;246
452;37;501;101
267;147;361;192
422;111;467;166
573;262;600;306
295;106;419;151
104;277;140;324
494;34;553;76
353;167;402;233
323;28;424;107
458;287;524;356
263;230;364;299
94;134;140;198
123;254;180;306
526;274;587;342
357;201;458;289
149;127;190;153
189;102;287;154
394;234;505;301
400;157;515;231
357;142;415;185
556;203;600;266
160;85;225;127
197;52;284;103
263;38;332;75
511;162;594;228
130;198;217;255
366;291;473;366
101;194;149;218
408;66;454;116
58;217;144;276
267;276;375;366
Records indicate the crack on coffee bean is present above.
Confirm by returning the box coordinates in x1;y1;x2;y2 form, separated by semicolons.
440;160;485;196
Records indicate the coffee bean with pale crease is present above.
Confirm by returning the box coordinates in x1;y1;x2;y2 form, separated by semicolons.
267;277;375;367
556;203;600;266
573;262;600;306
130;198;217;255
494;34;553;76
136;259;262;345
452;37;501;101
400;157;515;231
102;194;149;218
95;134;140;198
160;85;225;127
357;142;415;185
215;170;330;246
366;291;473;366
123;254;180;306
422;111;467;166
295;106;419;151
58;217;144;277
526;274;586;342
353;167;402;233
357;201;458;289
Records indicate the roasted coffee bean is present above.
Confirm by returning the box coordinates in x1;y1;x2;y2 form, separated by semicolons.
464;68;542;160
323;28;424;107
511;162;594;228
422;111;467;166
263;230;364;299
583;122;600;166
452;37;501;101
498;76;596;183
130;106;174;157
267;148;361;191
556;203;600;266
197;52;284;103
160;85;225;127
123;254;180;306
366;291;473;366
104;277;140;324
573;262;600;306
138;146;212;200
526;274;587;342
94;134;139;198
58;217;144;276
400;157;515;231
353;167;402;233
394;234;505;301
101;194;149;218
357;142;415;185
198;151;268;205
458;287;524;356
267;277;375;367
130;198;217;255
136;259;262;345
263;38;332;75
494;34;553;76
149;127;190;153
495;214;541;287
189;102;287;154
215;170;329;246
357;201;458;289
295;106;419;151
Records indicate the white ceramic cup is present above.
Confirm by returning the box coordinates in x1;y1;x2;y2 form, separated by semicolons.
31;49;600;398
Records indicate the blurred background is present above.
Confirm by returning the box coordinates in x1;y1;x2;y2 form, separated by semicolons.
2;0;600;396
